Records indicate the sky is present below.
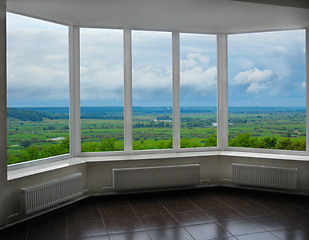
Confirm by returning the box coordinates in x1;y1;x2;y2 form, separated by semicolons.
6;13;306;108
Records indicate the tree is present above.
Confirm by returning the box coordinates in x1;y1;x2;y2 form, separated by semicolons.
204;134;217;147
181;137;191;148
99;138;116;151
20;140;31;148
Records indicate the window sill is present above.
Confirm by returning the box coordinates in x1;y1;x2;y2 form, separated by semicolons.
7;149;309;181
7;151;220;180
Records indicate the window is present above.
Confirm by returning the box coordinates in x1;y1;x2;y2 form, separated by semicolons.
228;30;306;151
6;13;308;166
132;31;173;150
80;28;124;152
180;33;217;148
7;13;69;165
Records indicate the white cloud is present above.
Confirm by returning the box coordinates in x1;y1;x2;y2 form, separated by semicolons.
7;27;69;105
80;64;124;101
181;66;217;96
181;53;210;69
180;53;217;98
132;66;172;100
233;68;273;93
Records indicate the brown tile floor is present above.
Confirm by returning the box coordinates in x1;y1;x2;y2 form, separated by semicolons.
1;187;309;240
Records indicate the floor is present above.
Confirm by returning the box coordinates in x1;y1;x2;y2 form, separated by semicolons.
1;187;309;240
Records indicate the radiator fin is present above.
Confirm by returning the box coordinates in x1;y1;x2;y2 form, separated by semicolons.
113;164;200;190
232;163;297;190
21;173;83;215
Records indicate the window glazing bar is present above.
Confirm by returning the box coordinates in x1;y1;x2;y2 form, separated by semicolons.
217;34;228;150
124;29;133;152
69;26;81;157
306;28;309;154
172;31;180;151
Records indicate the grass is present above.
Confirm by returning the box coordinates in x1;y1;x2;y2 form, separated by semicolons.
7;110;307;163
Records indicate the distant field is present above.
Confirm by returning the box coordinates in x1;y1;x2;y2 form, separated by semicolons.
6;106;306;164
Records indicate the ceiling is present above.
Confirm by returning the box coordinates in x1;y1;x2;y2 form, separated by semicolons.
232;0;309;9
6;0;309;34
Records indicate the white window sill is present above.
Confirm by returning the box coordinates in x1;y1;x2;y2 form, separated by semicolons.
7;150;309;180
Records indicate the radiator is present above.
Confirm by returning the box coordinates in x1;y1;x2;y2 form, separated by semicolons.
232;163;297;190
113;164;200;191
20;173;83;215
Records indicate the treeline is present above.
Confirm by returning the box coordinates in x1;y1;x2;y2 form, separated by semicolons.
7;132;306;165
7;137;70;165
133;121;171;128
229;132;306;151
81;114;123;120
7;108;51;121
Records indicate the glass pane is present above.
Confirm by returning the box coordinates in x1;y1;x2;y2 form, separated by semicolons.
180;33;217;148
228;30;306;151
80;28;124;152
7;13;69;165
132;31;172;150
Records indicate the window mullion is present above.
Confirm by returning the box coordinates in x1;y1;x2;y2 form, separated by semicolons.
69;26;81;157
172;31;180;151
217;34;228;151
124;29;133;153
306;28;309;154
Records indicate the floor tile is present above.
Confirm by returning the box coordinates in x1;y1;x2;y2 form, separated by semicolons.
147;227;194;240
218;219;265;236
109;231;151;240
159;197;199;213
271;227;309;240
236;231;280;240
27;210;67;240
205;208;244;221
105;217;145;234
68;198;102;223
250;214;294;230
0;222;29;240
187;192;228;210
230;203;272;217
98;200;135;219
68;235;110;240
139;214;179;230
173;211;215;226
185;222;232;240
129;198;168;216
68;221;107;238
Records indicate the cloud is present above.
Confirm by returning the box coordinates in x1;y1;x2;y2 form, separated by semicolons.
233;68;273;93
7;26;69;106
180;53;217;98
132;67;172;103
302;82;306;88
181;53;210;69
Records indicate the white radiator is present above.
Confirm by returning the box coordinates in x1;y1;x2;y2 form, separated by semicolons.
232;163;297;190
20;173;83;215
113;164;200;191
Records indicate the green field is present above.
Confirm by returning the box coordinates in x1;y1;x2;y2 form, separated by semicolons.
6;106;306;165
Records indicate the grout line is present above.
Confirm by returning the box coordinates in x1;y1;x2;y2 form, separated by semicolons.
24;223;30;240
126;199;153;239
96;198;111;240
65;208;69;240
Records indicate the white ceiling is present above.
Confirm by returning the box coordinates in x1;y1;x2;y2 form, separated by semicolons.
6;0;309;34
